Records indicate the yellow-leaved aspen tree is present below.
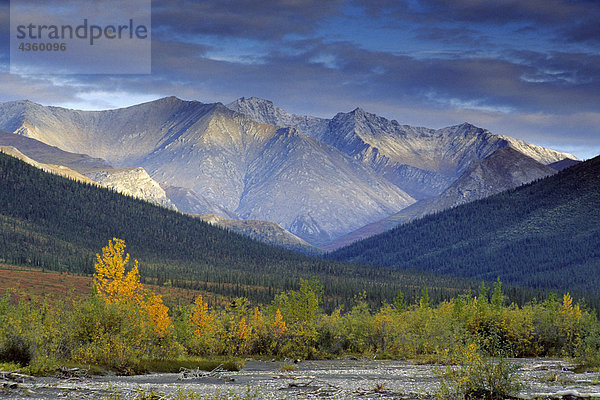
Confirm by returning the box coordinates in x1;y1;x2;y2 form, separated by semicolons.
273;308;287;336
142;292;172;335
190;294;215;336
93;238;143;303
93;238;173;336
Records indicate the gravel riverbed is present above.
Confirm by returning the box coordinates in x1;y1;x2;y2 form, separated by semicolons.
2;359;600;399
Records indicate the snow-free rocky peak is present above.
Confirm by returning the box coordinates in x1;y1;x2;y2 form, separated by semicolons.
324;145;561;251
229;98;576;201
226;97;330;140
84;167;176;209
0;97;579;247
0;97;415;246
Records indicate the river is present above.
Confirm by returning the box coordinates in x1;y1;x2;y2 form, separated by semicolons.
2;358;600;399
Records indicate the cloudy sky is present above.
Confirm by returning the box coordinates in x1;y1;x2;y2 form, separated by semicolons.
1;0;599;159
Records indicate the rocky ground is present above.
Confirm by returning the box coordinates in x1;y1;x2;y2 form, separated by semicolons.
2;359;600;399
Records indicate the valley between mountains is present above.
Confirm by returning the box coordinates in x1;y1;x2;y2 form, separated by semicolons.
2;95;600;391
0;96;577;250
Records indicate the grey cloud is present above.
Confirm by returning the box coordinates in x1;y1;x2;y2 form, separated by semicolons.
355;0;600;44
258;40;600;114
358;0;593;24
152;0;345;40
0;1;598;160
0;4;8;64
136;37;600;118
511;51;600;84
564;20;600;44
419;0;588;24
413;26;491;47
0;73;85;104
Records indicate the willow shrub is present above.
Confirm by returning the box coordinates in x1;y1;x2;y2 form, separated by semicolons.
437;343;523;400
2;271;600;372
0;292;65;374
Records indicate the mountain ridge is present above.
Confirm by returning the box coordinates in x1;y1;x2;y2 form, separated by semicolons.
0;130;320;250
0;97;578;247
0;98;414;245
0;150;482;309
227;97;576;201
323;146;558;250
329;154;600;294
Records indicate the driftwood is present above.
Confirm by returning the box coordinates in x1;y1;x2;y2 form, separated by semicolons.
0;371;35;393
56;366;90;380
273;374;316;379
523;361;575;372
0;371;35;383
178;364;234;381
277;376;344;397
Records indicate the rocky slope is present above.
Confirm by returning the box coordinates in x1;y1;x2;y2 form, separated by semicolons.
228;97;577;200
196;214;318;254
163;185;237;218
0;145;97;185
324;146;558;250
0;131;174;209
84;167;176;209
227;97;329;139
0;98;414;245
0;97;579;246
549;158;581;171
0;131;111;173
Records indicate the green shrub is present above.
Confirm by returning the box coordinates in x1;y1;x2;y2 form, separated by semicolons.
0;333;33;366
437;344;523;400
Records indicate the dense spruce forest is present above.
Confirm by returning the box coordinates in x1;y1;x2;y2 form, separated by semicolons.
331;155;600;307
0;151;505;310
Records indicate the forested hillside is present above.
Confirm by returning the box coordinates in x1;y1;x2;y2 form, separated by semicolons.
0;151;486;309
331;156;600;299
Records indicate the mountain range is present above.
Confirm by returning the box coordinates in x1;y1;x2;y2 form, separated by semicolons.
0;97;577;248
227;97;574;197
0;150;485;309
329;154;600;297
323;146;559;250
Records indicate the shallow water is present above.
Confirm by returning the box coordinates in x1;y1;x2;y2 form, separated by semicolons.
2;358;600;399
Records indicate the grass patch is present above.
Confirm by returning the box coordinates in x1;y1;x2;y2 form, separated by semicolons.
279;363;296;372
0;361;21;371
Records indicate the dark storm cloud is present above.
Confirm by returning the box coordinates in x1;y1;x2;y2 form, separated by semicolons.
57;33;590;120
356;0;600;44
247;40;600;115
358;0;589;24
152;0;345;40
0;4;8;66
565;20;600;44
413;26;490;47
415;0;587;24
0;0;598;157
116;37;600;157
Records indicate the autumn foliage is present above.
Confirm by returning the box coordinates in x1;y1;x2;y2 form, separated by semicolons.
190;294;215;336
93;238;173;336
1;239;600;375
94;238;143;303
